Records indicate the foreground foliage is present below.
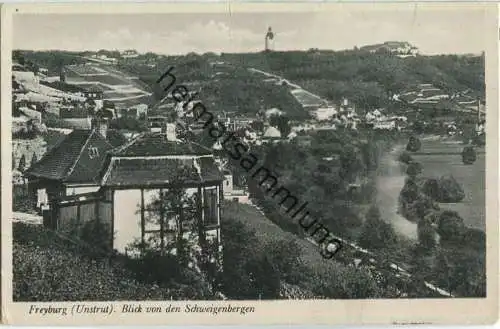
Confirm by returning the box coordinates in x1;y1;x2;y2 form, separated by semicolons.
13;223;214;301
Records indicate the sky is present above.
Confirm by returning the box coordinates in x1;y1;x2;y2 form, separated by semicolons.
13;5;489;55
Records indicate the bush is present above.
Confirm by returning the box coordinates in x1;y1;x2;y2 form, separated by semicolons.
422;178;440;200
80;220;113;257
417;219;436;251
406;136;421;152
462;146;477;164
437;210;466;243
358;206;398;250
398;151;413;164
436;175;465;203
13;223;214;301
13;242;211;301
406;161;423;177
220;220;282;299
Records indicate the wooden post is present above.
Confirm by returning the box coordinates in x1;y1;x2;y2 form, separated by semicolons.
159;188;165;252
140;189;145;245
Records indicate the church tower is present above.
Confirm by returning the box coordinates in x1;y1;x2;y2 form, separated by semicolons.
265;26;274;52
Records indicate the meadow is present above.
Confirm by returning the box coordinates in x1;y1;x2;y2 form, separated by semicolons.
412;138;486;231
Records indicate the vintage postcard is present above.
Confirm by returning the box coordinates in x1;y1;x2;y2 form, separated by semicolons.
1;2;499;325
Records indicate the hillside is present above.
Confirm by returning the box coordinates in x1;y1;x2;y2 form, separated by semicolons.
220;50;485;110
19;49;485;120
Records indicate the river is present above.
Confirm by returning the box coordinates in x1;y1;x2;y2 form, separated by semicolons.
375;144;418;241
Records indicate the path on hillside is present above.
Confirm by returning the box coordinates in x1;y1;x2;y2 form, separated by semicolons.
247;67;327;105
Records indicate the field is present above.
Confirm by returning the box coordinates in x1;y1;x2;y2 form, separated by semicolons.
412;138;486;230
64;63;153;107
290;89;325;107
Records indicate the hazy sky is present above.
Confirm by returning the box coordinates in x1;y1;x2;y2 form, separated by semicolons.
13;5;488;55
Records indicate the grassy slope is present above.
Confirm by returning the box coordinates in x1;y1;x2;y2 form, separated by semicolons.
223;202;353;276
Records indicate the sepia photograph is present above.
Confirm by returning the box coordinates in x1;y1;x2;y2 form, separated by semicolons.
1;2;498;325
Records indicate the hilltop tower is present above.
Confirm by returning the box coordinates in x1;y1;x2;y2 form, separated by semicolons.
265;26;274;52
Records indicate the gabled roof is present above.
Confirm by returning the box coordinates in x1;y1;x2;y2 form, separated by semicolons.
26;129;127;183
110;132;212;157
100;133;222;187
100;156;223;187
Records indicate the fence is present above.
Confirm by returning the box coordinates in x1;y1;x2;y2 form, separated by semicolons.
46;191;114;252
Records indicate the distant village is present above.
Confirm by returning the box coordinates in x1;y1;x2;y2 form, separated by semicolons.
12;45;486;258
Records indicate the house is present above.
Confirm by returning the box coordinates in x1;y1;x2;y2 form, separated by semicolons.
97;126;224;255
121;49;139;58
359;41;419;56
25;117;128;206
311;107;337;121
82;85;104;100
29;118;225;261
116;103;148;119
222;170;250;204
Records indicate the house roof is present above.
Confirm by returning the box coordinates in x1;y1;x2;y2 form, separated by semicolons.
26;129;127;183
110;132;213;157
100;156;223;187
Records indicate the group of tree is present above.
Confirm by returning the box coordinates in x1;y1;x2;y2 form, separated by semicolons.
14;153;38;173
396;147;485;297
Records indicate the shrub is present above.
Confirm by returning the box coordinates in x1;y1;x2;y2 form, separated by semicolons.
422;178;440;200
437;210;466;243
462;146;477;165
417;219;436;251
13;223;214;301
406;136;421;152
398;151;413;164
358;206;398;250
220;220;282;299
406;161;423;177
436;175;465;203
80;220;113;257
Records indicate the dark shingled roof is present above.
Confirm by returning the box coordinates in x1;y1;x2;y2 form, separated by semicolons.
111;132;212;157
26;129;127;183
101;156;223;187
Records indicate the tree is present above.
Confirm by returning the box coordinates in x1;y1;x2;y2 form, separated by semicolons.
398;151;413;164
30;153;38;169
269;114;291;137
125;167;216;291
462;146;477;165
358;205;398;250
437;210;465;243
18;154;26;172
436;175;465;203
339;144;364;182
422;178;440;200
417;219;436;252
406;161;423;178
406;136;421;152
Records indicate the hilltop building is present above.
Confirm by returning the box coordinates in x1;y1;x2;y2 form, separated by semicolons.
121;49;139;59
359;41;419;57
